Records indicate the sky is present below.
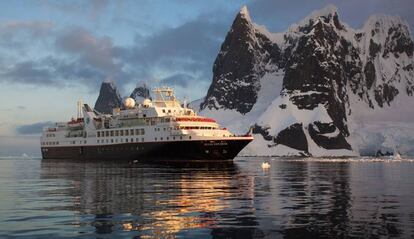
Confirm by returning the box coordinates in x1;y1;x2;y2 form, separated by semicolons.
0;0;413;156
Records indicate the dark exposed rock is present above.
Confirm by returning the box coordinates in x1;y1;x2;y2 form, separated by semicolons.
130;84;151;101
274;123;309;153
383;25;414;58
374;84;399;107
308;122;352;150
252;124;273;141
369;39;381;58
376;150;393;157
94;82;123;114
364;61;376;89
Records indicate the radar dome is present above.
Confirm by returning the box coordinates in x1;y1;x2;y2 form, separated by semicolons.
124;97;136;109
142;99;152;107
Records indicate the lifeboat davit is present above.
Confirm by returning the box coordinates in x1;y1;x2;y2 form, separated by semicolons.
68;118;84;130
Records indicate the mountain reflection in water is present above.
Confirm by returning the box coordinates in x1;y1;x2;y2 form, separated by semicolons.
0;157;413;238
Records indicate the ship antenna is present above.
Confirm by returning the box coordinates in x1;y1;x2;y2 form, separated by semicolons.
77;98;83;119
183;97;187;109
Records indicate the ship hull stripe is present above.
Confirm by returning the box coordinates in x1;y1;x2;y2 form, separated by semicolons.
41;139;252;161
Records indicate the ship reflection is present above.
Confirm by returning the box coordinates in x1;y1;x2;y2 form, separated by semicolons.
40;159;258;238
38;158;413;238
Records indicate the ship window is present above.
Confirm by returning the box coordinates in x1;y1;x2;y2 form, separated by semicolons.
180;136;182;140
121;139;123;143
165;118;170;122
189;136;192;139
135;129;140;135
130;138;133;142
111;139;114;143
168;110;171;113
115;130;119;136
166;137;169;140
163;128;166;131
173;137;175;140
84;140;86;144
126;138;128;143
125;130;129;136
115;139;118;143
106;139;109;143
143;114;146;118
97;140;99;143
136;138;138;142
141;129;145;135
105;131;109;137
155;137;157;141
130;129;134;135
110;131;114;137
97;132;100;137
162;109;165;113
160;137;163;140
120;130;124;136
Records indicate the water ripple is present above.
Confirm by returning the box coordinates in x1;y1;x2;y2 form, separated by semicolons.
0;157;413;238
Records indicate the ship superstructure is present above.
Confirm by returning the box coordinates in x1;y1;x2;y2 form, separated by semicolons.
40;87;253;160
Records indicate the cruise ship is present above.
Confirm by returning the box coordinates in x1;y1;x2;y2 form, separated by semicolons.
40;87;253;161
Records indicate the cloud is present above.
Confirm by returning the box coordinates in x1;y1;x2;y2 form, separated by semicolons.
0;21;53;36
0;61;57;86
0;20;54;49
127;16;227;81
42;0;109;22
55;27;120;72
160;73;195;88
16;121;54;135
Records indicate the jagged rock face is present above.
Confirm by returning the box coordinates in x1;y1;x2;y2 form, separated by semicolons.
200;7;281;114
94;82;122;114
353;16;414;107
282;11;365;140
130;85;150;101
200;6;414;156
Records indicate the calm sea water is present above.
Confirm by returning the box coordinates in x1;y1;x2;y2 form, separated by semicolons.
0;157;413;238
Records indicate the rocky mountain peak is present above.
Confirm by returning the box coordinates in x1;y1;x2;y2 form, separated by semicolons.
239;5;251;22
94;81;122;114
360;14;413;57
292;4;343;34
200;5;268;114
130;83;151;102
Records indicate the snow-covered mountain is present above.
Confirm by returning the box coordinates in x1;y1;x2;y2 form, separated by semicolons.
199;5;414;156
